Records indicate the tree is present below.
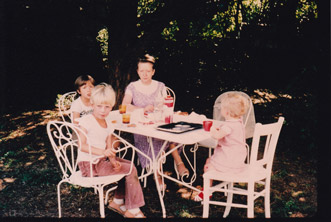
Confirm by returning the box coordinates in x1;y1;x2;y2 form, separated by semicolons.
106;0;138;106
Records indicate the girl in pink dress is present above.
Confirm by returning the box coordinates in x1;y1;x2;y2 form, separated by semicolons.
195;92;249;201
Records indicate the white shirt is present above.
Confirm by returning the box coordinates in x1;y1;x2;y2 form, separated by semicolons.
70;97;93;118
77;114;114;162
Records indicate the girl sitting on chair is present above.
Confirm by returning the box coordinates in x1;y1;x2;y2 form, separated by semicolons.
122;54;189;190
77;83;146;218
70;75;95;124
195;92;249;201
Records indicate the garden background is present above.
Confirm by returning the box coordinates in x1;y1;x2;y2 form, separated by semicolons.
0;0;329;219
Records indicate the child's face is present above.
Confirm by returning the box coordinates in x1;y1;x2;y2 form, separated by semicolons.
137;62;155;85
78;81;94;99
92;103;113;120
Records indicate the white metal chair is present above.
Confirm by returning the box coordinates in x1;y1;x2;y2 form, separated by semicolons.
165;86;176;108
202;117;285;218
58;91;77;123
47;120;143;218
198;91;256;156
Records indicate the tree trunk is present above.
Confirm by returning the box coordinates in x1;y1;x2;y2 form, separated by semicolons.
106;0;138;108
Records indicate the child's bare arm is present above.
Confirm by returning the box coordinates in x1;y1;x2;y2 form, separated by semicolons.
78;126;112;156
72;112;80;124
210;126;228;140
106;134;121;171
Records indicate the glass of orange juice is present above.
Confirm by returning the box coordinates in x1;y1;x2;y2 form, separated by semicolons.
119;104;126;114
122;113;130;124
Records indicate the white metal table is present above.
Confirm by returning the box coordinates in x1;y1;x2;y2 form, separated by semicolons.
107;110;215;218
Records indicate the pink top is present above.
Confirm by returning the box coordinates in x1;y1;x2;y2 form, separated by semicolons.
210;119;247;173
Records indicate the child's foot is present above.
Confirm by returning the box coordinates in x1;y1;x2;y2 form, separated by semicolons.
124;210;146;218
194;188;212;202
108;201;126;216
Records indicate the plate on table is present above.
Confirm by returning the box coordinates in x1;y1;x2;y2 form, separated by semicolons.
156;121;203;134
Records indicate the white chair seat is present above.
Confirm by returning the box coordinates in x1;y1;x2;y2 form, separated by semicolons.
70;171;126;187
204;165;267;183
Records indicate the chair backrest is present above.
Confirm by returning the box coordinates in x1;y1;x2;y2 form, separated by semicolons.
47;120;83;180
165;86;176;108
58;91;77;123
249;117;285;175
213;91;255;139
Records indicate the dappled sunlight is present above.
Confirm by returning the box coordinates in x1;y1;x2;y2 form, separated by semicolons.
252;89;293;104
0;109;58;142
0;178;16;191
177;184;202;201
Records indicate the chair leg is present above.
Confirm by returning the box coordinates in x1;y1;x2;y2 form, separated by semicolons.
97;187;105;218
247;182;254;218
264;182;271;218
202;177;211;218
223;182;233;218
57;183;62;218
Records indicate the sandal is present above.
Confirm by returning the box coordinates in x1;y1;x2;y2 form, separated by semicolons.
124;210;146;218
194;188;212;202
108;201;126;216
176;162;189;177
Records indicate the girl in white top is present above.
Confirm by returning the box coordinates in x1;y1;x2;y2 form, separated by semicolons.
70;75;95;124
78;83;146;218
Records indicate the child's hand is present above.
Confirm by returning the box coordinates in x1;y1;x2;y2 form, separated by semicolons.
103;148;116;158
111;159;121;171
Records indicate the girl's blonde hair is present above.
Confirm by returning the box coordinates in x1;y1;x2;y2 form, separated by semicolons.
90;83;116;107
221;92;249;118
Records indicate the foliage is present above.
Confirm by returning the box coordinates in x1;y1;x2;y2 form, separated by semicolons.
161;20;179;41
296;0;318;23
96;27;109;61
135;0;319;43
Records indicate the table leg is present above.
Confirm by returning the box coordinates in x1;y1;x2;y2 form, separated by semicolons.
147;137;169;218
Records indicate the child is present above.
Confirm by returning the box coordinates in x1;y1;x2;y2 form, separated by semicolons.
70;75;95;124
77;83;146;218
122;54;188;189
194;92;249;201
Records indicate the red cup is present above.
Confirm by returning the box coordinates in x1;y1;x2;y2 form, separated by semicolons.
203;120;213;131
164;96;174;108
165;115;173;124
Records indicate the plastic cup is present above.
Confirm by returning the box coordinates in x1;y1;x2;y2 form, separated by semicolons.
122;113;130;124
119;104;126;114
164;96;174;108
165;115;173;124
203;120;213;131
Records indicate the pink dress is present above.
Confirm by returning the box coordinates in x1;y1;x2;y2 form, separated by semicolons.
210;119;247;173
